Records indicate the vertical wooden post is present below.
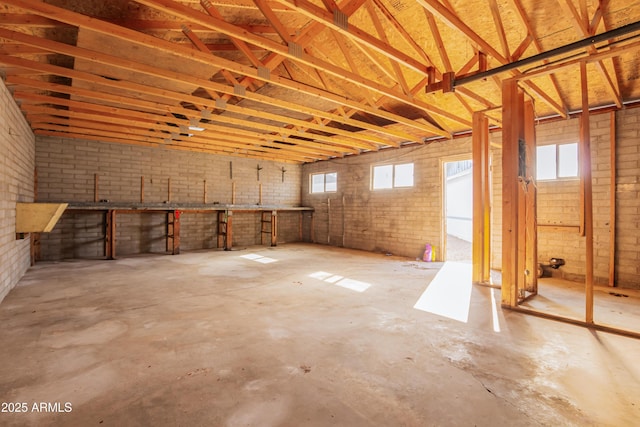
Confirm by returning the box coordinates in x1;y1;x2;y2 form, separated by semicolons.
609;111;616;287
167;210;180;255
94;173;99;202
271;210;278;246
472;112;490;284
310;212;315;243
140;176;145;203
167;177;172;202
31;167;39;265
226;210;233;250
524;100;538;294
501;80;524;307
580;62;594;324
299;212;303;241
203;179;207;204
217;211;226;249
231;182;236;204
106;209;116;260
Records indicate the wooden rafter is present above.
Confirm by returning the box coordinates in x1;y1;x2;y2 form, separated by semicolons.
424;9;452;72
363;1;410;95
488;0;511;61
511;0;568;117
559;0;622;107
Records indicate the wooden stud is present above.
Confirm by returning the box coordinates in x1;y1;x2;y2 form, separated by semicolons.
106;209;116;260
231;182;236;204
472;112;490;284
226;210;233;251
609;111;616;287
501;79;524;307
94;173;99;203
524;100;538;294
140;176;144;203
167;177;172;203
168;210;180;255
203;179;207;204
271;210;278;246
580;62;594;324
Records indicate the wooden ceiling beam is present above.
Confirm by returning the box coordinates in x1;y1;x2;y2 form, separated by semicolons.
26;108;313;162
270;0;428;76
4;0;447;137
12;78;343;157
0;52;416;148
371;0;436;67
14;89;358;156
488;0;511;61
32;116;330;160
424;9;452;72
511;0;568;117
35;129;306;163
364;1;410;95
252;0;292;44
559;0;622;108
589;0;609;34
0;31;415;145
415;0;508;64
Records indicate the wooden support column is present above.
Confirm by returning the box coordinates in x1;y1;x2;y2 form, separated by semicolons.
226;210;233;251
231;182;236;204
203;180;208;204
217;211;227;249
310;212;315;243
105;209;116;260
299;212;303;241
166;210;181;255
94;173;99;202
271;210;278;247
31;167;40;265
472;112;491;284
609;111;616;287
140;176;144;203
167;177;172;202
580;62;594;324
501;80;525;307
524;100;538;294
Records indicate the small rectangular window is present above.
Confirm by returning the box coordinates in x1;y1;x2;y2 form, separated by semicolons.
536;143;578;180
372;163;414;190
310;172;337;193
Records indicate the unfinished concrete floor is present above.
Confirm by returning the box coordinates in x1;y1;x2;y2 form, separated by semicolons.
0;243;639;426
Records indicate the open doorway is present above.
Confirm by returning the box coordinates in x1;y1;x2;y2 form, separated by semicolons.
443;159;473;262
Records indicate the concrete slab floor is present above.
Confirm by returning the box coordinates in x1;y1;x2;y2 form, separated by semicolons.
0;243;638;426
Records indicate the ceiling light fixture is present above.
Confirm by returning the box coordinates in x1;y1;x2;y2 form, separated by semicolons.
189;118;205;131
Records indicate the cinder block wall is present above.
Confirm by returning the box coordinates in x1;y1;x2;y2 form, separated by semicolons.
536;111;639;289
302;136;504;263
0;79;35;302
302;109;640;289
35;137;302;259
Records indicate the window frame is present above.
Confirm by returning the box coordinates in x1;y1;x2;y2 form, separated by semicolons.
536;142;579;181
371;162;415;190
309;171;338;194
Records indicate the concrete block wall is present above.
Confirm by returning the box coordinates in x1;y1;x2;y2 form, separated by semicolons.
302;137;505;261
36;136;303;259
534;112;640;288
0;78;35;302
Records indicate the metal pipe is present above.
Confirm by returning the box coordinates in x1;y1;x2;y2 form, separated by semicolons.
455;20;640;87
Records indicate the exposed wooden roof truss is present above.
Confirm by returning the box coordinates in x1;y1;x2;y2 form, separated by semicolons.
1;0;640;163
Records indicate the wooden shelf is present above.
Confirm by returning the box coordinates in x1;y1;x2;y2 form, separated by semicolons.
16;202;68;233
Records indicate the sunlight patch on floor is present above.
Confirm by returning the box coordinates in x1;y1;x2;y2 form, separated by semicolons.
413;262;472;323
240;254;278;264
309;271;371;292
